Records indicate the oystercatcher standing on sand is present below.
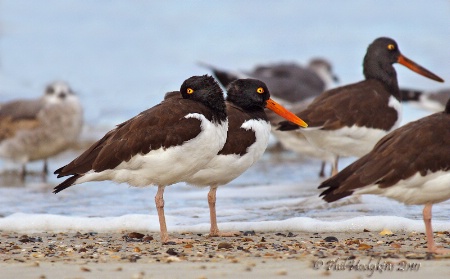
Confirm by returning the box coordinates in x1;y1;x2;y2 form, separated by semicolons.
53;75;228;244
181;79;307;237
319;98;450;254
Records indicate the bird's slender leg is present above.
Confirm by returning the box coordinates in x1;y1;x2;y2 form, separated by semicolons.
20;164;27;181
319;161;326;178
331;156;339;176
423;203;449;254
155;185;191;244
43;159;49;175
208;186;240;237
41;160;49;182
155;185;169;243
208;186;220;236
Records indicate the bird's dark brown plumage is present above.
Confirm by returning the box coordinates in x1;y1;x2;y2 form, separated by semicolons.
279;79;399;131
319;98;450;203
217;103;265;156
54;75;227;194
278;37;443;133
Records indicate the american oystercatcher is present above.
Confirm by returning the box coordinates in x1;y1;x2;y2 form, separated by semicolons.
200;58;339;105
0;81;83;179
278;37;444;175
200;58;338;176
178;78;307;237
319;98;450;254
53;75;228;244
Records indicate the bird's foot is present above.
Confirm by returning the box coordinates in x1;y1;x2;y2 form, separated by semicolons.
208;231;241;237
163;238;193;245
429;246;450;255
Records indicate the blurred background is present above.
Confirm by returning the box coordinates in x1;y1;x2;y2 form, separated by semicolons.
1;0;449;127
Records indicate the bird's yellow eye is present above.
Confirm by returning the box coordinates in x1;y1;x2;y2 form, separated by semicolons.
187;88;194;94
387;44;395;50
256;87;264;94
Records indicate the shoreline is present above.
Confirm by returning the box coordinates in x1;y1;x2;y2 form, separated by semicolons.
1;231;449;278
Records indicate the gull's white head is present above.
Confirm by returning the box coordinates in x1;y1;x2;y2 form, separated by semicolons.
42;81;79;105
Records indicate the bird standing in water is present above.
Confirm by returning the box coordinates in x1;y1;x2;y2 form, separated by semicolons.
278;37;444;175
0;81;83;179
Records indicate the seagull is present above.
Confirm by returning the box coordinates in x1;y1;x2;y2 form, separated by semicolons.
319;97;450;254
53;75;228;244
401;87;450;112
278;37;444;175
0;81;83;179
200;57;339;105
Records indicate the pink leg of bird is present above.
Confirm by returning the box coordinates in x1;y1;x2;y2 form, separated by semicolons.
331;156;339;176
208;186;240;237
423;203;449;254
155;185;191;244
319;161;326;178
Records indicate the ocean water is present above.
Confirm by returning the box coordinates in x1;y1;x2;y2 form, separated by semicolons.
0;0;449;233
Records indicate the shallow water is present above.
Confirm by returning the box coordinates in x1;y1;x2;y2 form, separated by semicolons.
0;1;449;232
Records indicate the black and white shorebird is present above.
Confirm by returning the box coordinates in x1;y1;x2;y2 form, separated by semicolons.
401;87;450;112
278;37;444;175
0;81;83;179
200;58;338;176
319;98;450;254
178;79;308;237
53;75;228;244
200;57;339;105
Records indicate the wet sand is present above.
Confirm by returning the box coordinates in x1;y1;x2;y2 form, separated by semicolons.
1;230;449;278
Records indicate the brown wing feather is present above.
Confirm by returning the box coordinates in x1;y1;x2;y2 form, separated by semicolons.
299;80;397;129
218;103;266;156
0;99;43;141
0;116;40;141
278;80;398;131
319;112;450;202
55;97;211;177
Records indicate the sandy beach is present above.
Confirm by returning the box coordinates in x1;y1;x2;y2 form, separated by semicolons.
1;230;449;278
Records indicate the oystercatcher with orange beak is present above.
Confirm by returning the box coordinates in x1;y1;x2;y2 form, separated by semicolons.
278;37;444;175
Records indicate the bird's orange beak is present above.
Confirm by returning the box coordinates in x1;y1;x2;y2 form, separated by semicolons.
265;98;308;128
397;54;444;82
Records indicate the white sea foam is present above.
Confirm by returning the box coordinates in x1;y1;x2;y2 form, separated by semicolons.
1;213;449;234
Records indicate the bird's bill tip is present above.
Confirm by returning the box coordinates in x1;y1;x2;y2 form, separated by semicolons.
397;55;444;82
266;98;308;128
